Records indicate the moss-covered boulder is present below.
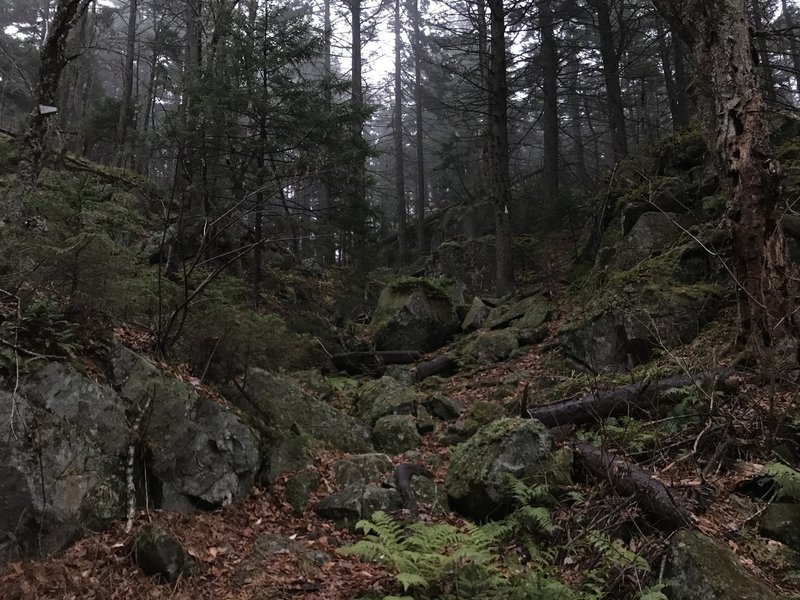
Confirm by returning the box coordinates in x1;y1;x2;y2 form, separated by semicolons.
614;212;695;270
435;237;498;297
333;454;394;487
467;329;520;365
486;294;550;330
442;400;506;445
371;277;459;352
667;530;777;600
229;367;373;456
284;470;322;514
355;376;421;426
461;296;491;331
373;414;421;454
445;418;570;520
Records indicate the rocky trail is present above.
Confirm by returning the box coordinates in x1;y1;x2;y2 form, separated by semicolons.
3;308;800;599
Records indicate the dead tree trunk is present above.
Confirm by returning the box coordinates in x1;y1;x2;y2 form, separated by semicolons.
653;0;799;366
573;440;693;530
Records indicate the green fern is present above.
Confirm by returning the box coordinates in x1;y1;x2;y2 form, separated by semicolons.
763;462;800;500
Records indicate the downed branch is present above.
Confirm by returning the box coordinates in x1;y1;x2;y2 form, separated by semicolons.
529;369;738;428
573;439;693;530
331;351;421;375
413;355;457;382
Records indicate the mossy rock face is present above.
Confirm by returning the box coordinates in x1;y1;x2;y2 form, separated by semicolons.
614;212;696;270
355;376;421;426
653;127;707;175
435;237;498;297
372;414;421;454
371;278;458;352
758;503;800;553
667;530;778;600
333;454;394;487
467;329;520;365
284;470;322;514
445;418;568;520
230;367;373;456
486;294;550;330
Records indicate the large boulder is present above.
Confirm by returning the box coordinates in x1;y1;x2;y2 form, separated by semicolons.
111;344;262;510
230;367;373;455
355;376;421;426
373;414;421;454
667;530;777;600
314;484;403;529
445;418;571;520
371;278;459;352
0;363;128;565
758;503;800;552
614;212;694;270
486;294;550;330
466;329;519;365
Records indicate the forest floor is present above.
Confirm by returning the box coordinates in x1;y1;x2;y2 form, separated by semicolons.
2;311;800;599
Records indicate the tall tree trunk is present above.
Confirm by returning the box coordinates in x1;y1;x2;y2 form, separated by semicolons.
781;0;800;98
672;35;692;127
411;0;426;254
18;0;92;185
750;0;777;103
589;0;628;159
539;0;559;200
487;0;515;295
349;0;367;266
394;0;407;262
116;0;138;168
654;0;797;363
658;27;682;131
319;0;336;264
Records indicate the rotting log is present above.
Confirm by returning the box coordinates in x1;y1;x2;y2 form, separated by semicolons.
529;369;738;428
413;355;457;382
573;439;693;530
331;351;420;375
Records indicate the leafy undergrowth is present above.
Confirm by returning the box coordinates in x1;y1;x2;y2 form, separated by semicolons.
4;303;800;599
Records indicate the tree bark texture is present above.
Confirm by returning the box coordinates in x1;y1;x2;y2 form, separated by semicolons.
394;0;407;262
411;0;426;255
539;0;559;199
18;0;92;185
653;0;798;359
488;0;515;295
589;0;628;159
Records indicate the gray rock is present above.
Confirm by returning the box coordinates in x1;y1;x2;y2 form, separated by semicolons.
614;212;693;270
333;454;394;487
667;530;777;600
111;345;262;510
467;329;519;365
559;311;628;373
424;393;463;420
486;295;549;330
230;367;373;454
314;484;403;529
371;280;459;352
758;503;800;552
445;418;570;520
264;434;314;483
516;325;549;347
373;415;421;454
0;364;128;566
284;470;322;514
356;376;420;426
461;297;491;331
416;405;436;434
134;525;192;582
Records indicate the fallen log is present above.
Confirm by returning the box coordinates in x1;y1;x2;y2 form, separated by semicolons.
331;350;420;375
413;355;457;382
573;439;693;530
529;369;737;428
